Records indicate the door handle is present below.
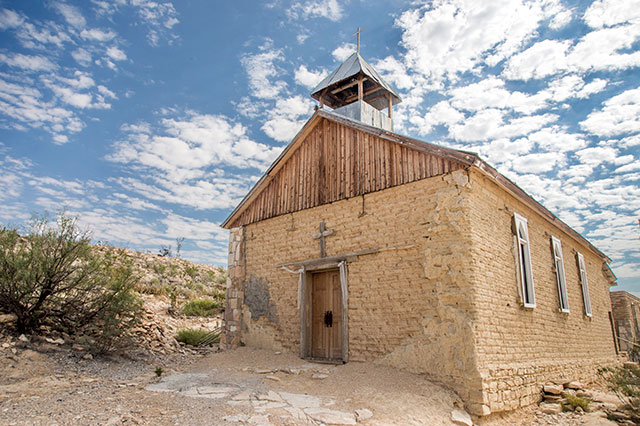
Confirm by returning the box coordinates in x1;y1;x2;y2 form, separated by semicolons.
324;311;333;327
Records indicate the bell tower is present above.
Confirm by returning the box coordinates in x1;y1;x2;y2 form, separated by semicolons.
310;30;401;131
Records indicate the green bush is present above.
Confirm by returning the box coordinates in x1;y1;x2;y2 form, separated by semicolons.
0;213;141;351
176;328;211;345
183;298;221;317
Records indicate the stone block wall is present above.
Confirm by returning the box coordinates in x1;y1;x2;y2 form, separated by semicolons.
465;169;617;414
610;291;640;355
232;170;484;411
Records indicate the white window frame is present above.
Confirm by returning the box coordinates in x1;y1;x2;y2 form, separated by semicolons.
514;213;535;308
577;253;592;317
551;236;569;313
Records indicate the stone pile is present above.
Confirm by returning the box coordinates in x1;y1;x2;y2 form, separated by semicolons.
538;379;588;414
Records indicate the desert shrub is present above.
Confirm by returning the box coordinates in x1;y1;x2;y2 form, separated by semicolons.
215;271;228;285
176;328;211;345
0;213;141;350
562;393;590;411
184;265;199;279
599;364;640;420
183;298;221;317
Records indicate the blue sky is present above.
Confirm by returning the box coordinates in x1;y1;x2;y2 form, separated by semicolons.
0;0;638;290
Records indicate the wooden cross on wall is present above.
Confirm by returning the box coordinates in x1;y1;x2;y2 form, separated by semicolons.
312;221;334;258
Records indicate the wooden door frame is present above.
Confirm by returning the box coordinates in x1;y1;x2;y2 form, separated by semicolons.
300;261;349;363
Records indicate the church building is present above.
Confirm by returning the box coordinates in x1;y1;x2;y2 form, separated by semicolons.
220;46;618;416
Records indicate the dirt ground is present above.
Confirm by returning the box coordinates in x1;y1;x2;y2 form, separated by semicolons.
0;344;622;425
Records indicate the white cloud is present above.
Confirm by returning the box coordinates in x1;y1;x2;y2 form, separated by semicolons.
332;43;355;62
504;24;640;80
0;53;57;71
449;109;557;142
80;28;116;41
396;0;562;83
71;48;92;66
503;40;570;80
288;0;343;22
106;46;127;61
512;152;563;173
580;87;640;137
53;2;86;29
575;146;619;166
294;65;328;89
584;0;640;28
241;44;287;99
261;95;315;142
110;111;282;179
0;9;24;30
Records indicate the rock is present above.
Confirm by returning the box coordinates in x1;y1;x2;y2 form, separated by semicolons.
576;406;584;414
552;378;572;386
264;375;280;381
83;353;93;360
543;394;563;401
257;391;283;402
303;408;357;425
312;373;329;379
281;367;301;375
582;412;618;426
539;402;562;414
232;390;254;401
451;408;473;426
18;334;29;343
255;368;276;374
280;392;321;409
355;408;373;421
543;384;564;395
224;414;250;422
0;314;17;324
274;351;281;355
72;345;85;352
44;337;65;345
623;361;637;369
566;381;585;390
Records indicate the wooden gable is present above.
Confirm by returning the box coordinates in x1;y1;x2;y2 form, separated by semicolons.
224;112;470;228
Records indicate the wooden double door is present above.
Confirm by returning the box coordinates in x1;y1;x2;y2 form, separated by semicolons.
311;269;343;360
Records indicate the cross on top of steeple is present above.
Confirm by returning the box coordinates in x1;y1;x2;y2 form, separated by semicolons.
352;27;365;55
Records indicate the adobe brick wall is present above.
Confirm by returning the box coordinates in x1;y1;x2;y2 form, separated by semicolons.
466;168;618;414
223;170;484;411
610;291;640;355
221;167;618;416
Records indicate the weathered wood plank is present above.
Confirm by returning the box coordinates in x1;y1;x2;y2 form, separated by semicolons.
229;118;467;227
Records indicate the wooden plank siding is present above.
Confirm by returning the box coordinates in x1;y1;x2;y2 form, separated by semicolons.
228;117;466;228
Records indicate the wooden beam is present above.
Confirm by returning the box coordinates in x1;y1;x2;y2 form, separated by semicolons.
388;93;392;119
357;77;363;102
345;86;384;104
330;77;369;95
278;248;379;270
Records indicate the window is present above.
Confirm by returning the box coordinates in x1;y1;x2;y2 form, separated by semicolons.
551;236;569;313
514;213;535;308
577;253;592;317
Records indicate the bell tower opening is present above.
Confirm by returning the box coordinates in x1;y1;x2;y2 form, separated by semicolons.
310;30;402;131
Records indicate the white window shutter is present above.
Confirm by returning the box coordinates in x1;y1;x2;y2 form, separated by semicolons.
577;253;592;317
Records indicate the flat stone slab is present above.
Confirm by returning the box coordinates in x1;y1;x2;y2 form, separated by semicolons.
451;408;472;426
145;373;210;392
280;392;321;409
182;385;237;399
303;408;356;425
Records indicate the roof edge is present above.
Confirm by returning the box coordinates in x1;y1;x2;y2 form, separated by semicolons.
221;110;323;229
470;159;611;263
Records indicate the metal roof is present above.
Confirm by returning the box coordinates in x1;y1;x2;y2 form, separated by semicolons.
311;52;402;107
